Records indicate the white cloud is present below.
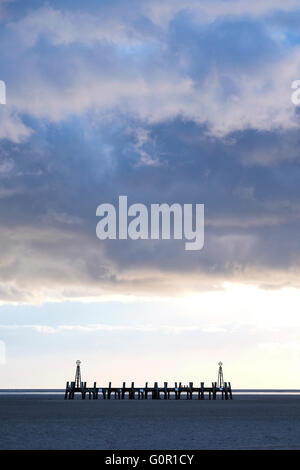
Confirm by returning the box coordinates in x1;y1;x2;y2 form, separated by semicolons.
259;341;300;351
0;107;33;143
13;1;299;51
202;327;227;333
142;0;300;27
1;4;300;140
0;324;56;333
7;51;300;138
42;210;83;226
133;128;160;167
0;323;226;334
7;5;149;48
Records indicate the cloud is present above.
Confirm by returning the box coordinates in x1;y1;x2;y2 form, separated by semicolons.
0;108;33;142
0;322;227;334
7;5;152;47
0;114;300;301
0;2;300;301
1;4;300;138
42;210;83;226
133;128;161;167
259;341;300;350
140;0;300;27
0;0;14;19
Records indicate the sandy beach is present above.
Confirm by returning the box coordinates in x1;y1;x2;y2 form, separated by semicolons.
0;394;299;450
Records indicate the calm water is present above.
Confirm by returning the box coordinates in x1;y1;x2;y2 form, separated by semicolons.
0;393;299;449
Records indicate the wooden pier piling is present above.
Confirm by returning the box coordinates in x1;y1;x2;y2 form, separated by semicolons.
64;380;233;401
64;360;233;401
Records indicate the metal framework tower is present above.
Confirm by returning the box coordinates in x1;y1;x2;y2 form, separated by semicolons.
75;360;82;388
217;361;224;388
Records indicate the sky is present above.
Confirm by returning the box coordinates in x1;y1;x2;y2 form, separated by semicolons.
0;0;300;388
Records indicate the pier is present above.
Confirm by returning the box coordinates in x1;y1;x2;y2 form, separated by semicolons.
64;361;233;400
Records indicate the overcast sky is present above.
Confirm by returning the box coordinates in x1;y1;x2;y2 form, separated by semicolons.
0;0;300;388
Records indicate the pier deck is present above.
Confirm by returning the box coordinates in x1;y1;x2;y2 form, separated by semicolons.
64;381;233;400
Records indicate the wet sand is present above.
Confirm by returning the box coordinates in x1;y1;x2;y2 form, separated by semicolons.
0;394;299;449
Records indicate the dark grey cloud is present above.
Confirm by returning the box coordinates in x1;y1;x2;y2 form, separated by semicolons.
0;115;300;300
1;1;300;300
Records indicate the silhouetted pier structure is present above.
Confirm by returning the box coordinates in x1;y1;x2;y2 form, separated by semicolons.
64;361;233;400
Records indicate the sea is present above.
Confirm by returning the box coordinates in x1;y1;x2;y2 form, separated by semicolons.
0;390;299;449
